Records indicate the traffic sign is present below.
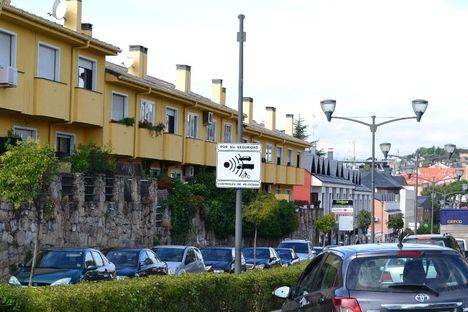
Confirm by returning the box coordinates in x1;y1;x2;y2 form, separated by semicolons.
216;143;262;188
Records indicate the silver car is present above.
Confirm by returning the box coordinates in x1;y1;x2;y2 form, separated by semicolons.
152;245;206;275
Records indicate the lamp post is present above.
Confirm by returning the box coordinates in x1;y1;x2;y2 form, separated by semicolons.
320;99;428;243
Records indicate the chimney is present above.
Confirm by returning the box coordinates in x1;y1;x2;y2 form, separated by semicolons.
285;114;294;136
327;148;334;160
211;79;223;104
221;87;226;105
81;23;93;36
265;106;276;130
176;64;191;93
64;0;82;32
243;97;254;124
128;45;148;78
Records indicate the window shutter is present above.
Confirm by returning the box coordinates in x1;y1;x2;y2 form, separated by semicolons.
0;32;12;66
38;45;57;80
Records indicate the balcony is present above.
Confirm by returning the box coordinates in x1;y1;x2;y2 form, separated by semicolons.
263;163;276;184
74;87;103;126
33;78;69;120
276;165;287;184
163;133;182;162
185;137;205;165
286;166;297;185
108;122;134;156
0;73;25;113
137;128;163;159
296;168;304;185
205;141;217;167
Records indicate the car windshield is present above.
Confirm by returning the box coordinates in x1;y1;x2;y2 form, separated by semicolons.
347;253;468;292
277;249;293;259
27;251;84;269
201;249;232;262
243;248;270;259
278;242;308;253
153;248;184;262
404;238;446;247
106;250;139;267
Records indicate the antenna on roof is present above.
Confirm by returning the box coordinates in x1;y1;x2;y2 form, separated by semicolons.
49;0;67;20
122;53;135;68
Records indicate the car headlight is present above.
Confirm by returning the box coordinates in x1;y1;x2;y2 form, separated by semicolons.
116;276;128;280
213;269;224;273
254;264;265;270
50;278;72;286
8;276;21;286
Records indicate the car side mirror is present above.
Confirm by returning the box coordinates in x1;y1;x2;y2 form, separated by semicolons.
273;286;291;299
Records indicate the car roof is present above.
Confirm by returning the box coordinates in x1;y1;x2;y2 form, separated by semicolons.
105;248;147;252
42;247;96;252
276;248;294;251
280;240;310;244
404;234;448;239
153;245;190;249
243;247;270;250
327;243;456;257
202;247;233;250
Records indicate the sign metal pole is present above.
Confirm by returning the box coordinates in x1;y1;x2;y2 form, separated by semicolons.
234;14;246;274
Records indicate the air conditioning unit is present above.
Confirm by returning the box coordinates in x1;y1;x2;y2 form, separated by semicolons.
185;166;195;178
0;66;18;87
203;111;214;125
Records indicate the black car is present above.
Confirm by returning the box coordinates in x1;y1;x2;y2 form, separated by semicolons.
242;247;282;269
275;248;300;266
105;248;167;278
274;243;468;311
201;247;246;273
403;234;464;255
9;248;115;286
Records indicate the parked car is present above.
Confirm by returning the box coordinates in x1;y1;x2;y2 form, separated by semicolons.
105;248;167;278
273;243;468;311
242;247;282;269
402;234;464;255
456;238;467;258
278;240;315;262
8;248;115;287
275;248;300;267
201;247;246;273
152;245;205;275
313;247;323;255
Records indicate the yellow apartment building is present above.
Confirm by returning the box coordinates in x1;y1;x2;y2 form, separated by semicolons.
0;0;309;200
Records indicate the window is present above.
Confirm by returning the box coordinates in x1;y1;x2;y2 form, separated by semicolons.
13;126;37;141
224;124;232;143
187;113;198;138
0;30;16;67
206;121;216;142
276;185;281;195
166;107;178;134
316;254;342;290
277;147;283;165
262;183;271;193
286;189;292;202
287;149;292;166
92;251;104;267
266;144;273;162
297;152;301;168
78;56;96;90
296;254;325;295
185;249;196;264
37;43;60;81
84;252;95;268
56;133;74;158
140;99;155;123
112;93;128;121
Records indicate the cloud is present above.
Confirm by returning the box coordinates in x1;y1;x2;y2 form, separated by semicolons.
15;0;468;159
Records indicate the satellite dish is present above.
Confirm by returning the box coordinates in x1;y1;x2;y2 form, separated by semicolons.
122;54;135;68
51;0;67;20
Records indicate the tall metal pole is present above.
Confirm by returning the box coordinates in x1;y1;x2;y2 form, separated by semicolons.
370;116;376;243
414;152;419;233
430;177;435;234
234;14;245;274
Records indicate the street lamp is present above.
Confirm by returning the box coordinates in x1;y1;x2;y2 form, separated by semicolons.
320;99;428;243
380;143;392;160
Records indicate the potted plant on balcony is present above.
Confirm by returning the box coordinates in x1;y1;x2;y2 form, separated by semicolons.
112;117;135;127
138;120;165;137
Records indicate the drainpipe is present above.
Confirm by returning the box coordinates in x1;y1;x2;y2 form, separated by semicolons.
69;40;90;123
133;87;152;158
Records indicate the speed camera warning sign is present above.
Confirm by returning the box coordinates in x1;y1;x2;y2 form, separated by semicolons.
216;144;262;189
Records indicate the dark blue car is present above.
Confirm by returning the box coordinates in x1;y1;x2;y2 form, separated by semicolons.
201;247;246;273
274;243;468;311
275;248;300;267
105;248;167;278
9;248;115;286
242;247;282;269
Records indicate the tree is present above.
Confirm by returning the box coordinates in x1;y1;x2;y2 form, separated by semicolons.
356;209;371;229
387;213;404;236
293;114;309;140
399;228;414;241
0;140;58;286
315;214;336;246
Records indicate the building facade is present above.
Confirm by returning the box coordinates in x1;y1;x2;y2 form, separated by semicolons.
0;0;309;200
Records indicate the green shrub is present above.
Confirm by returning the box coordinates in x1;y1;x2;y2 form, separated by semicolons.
0;263;307;312
69;143;115;175
113;117;135;127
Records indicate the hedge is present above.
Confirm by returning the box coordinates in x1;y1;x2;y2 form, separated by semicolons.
0;263;307;312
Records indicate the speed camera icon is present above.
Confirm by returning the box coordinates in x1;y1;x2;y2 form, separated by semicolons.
223;155;255;179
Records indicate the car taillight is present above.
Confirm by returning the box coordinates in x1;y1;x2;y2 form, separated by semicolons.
380;271;393;283
333;297;362;312
397;250;423;257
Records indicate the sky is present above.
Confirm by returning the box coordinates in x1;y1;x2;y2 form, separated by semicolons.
13;0;468;160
